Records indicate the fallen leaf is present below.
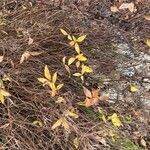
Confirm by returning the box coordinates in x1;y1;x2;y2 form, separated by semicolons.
55;97;66;104
52;118;62;130
119;2;135;13
28;37;34;45
144;15;150;21
0;56;4;62
110;6;119;13
140;138;147;148
65;110;79;119
146;38;150;47
73;138;79;149
32;120;43;127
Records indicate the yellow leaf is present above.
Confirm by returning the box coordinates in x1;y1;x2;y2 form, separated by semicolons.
55;97;66;104
76;61;80;68
44;65;51;80
76;54;87;61
51;90;57;97
65;65;71;76
52;72;57;83
32;120;43;127
111;113;122;127
52;118;62;130
61;118;69;130
0;89;10;97
130;85;138;93
62;56;66;64
73;138;79;149
72;36;77;42
146;38;150;47
0;93;5;104
77;35;86;42
73;73;82;77
67;35;72;40
37;78;48;84
57;84;64;90
60;28;68;35
69;41;75;46
65;110;79;119
68;57;76;65
75;43;80;54
81;65;93;74
48;82;56;91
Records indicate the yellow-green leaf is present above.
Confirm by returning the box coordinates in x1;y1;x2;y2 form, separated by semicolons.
0;89;10;97
111;113;122;127
48;82;56;91
44;65;51;80
81;65;93;74
72;36;77;42
130;85;138;93
60;28;68;36
77;35;86;42
37;78;48;84
52;72;57;83
61;118;69;130
73;73;82;77
75;43;80;54
51;118;62;130
146;38;150;47
68;57;76;65
32;120;43;127
73;137;79;149
76;54;87;61
0;93;5;104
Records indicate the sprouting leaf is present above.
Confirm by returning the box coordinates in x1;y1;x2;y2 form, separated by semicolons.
80;75;84;81
144;15;150;21
0;79;4;87
0;55;4;63
81;64;93;74
119;2;135;13
0;93;5;104
67;35;72;40
146;38;150;47
65;110;79;119
57;84;64;90
61;118;69;130
0;89;10;97
52;72;57;83
75;43;80;54
37;78;48;84
55;97;66;104
76;35;86;42
68;57;76;65
32;120;43;127
51;118;62;130
28;37;34;45
76;54;87;61
73;137;79;149
111;113;122;127
73;73;82;77
76;61;80;68
72;36;77;42
60;28;68;35
48;82;56;91
130;85;138;93
44;65;51;80
64;65;71;75
62;56;66;64
51;90;57;97
69;41;75;46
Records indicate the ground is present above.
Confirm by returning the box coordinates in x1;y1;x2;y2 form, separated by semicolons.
0;0;150;150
